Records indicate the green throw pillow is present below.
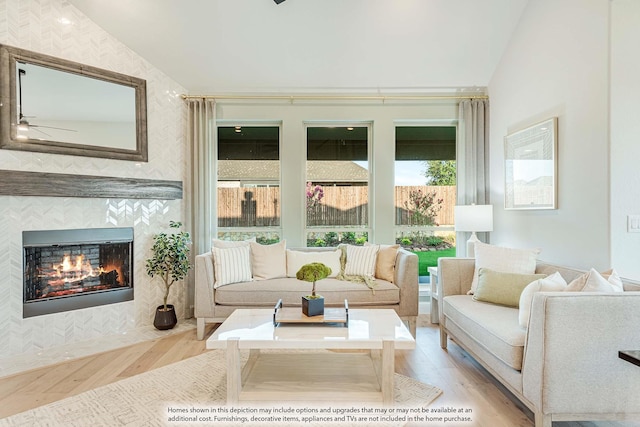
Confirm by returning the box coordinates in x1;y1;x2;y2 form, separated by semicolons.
473;268;546;307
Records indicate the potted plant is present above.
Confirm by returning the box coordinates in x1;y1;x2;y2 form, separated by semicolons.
145;221;191;330
296;262;331;317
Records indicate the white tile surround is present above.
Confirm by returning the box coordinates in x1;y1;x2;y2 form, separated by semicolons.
0;0;188;362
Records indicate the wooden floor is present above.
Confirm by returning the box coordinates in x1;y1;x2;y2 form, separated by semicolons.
0;320;637;426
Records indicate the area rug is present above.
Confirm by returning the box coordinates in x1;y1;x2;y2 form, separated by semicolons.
0;350;442;427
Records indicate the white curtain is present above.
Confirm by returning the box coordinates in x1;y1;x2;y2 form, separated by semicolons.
456;99;490;256
185;98;215;315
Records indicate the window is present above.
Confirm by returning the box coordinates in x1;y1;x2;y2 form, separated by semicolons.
305;125;370;247
217;125;281;243
395;126;457;275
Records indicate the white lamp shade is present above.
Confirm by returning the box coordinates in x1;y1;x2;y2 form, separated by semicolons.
454;205;493;232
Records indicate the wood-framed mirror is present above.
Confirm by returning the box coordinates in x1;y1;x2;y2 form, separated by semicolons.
0;44;148;162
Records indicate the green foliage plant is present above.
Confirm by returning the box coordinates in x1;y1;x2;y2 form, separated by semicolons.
424;160;456;185
145;221;192;310
314;238;326;247
296;262;331;298
404;189;444;226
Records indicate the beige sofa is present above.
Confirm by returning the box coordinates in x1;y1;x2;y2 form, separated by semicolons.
195;247;419;340
438;257;640;427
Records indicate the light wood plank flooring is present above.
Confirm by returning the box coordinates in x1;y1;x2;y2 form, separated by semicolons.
0;321;637;426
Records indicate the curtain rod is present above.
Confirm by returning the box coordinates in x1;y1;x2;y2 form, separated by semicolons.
180;93;488;101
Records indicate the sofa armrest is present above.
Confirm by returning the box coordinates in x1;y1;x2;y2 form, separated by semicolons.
523;292;640;416
437;257;475;298
194;252;216;319
394;248;419;317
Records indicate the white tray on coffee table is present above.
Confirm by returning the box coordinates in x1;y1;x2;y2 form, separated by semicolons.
206;307;415;404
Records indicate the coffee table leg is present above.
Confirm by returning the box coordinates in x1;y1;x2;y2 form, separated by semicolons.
382;340;395;405
227;337;241;404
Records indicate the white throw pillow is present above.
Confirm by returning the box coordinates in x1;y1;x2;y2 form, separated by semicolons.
250;240;287;280
344;244;379;277
601;269;624;292
564;268;619;292
470;241;540;294
286;249;341;278
518;272;567;329
212;245;252;288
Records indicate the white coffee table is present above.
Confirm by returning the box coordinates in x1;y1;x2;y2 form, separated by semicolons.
206;308;415;405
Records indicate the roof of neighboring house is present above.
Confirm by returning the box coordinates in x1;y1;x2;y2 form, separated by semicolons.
218;160;368;183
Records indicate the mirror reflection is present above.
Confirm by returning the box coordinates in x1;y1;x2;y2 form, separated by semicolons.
16;62;137;150
0;44;148;162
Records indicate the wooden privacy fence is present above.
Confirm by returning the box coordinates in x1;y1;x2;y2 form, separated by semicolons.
217;185;456;227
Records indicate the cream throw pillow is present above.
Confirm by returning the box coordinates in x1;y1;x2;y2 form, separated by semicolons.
212;245;252;288
518;272;567;329
366;242;399;283
286;249;341;278
344;244;379;277
472;268;546;308
470;241;540;294
564;268;621;292
250;240;286;280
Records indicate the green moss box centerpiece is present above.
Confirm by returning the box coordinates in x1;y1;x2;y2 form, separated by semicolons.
296;262;331;317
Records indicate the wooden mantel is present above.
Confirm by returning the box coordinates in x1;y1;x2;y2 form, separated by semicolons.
0;169;182;199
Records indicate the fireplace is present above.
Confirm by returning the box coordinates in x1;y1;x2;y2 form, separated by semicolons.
23;227;134;318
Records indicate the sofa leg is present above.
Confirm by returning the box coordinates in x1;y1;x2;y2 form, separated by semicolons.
534;412;551;427
197;317;205;340
439;325;448;349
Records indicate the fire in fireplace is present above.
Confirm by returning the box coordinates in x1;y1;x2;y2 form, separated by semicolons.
23;228;134;318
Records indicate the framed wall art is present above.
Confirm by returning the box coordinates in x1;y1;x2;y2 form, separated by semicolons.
504;117;557;210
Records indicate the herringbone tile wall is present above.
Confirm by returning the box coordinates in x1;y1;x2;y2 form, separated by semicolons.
0;0;188;358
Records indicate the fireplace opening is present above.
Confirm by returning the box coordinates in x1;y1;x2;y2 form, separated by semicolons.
23;228;134;318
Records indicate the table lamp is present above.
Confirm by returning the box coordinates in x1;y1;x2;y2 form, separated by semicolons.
454;204;493;257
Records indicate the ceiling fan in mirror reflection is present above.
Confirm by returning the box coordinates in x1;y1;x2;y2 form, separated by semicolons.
16;67;77;139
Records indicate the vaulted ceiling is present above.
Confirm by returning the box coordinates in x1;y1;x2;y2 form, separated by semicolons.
68;0;528;94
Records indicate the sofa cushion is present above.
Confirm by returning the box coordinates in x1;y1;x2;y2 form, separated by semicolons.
518;272;567;329
443;295;526;370
212;246;252;288
565;268;623;292
215;277;400;307
344;244;379;277
471;241;539;294
286;249;342;278
250;240;287;280
473;268;546;308
366;242;399;283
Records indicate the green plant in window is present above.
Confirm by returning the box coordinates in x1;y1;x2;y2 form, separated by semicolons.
342;231;356;244
355;237;367;245
404;189;444;226
325;232;338;246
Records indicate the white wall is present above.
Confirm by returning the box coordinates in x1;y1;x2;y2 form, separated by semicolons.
0;0;186;358
216;101;458;247
611;0;640;279
488;0;612;271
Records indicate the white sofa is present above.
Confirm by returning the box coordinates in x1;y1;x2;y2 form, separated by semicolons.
195;246;419;340
438;257;640;427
